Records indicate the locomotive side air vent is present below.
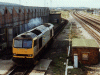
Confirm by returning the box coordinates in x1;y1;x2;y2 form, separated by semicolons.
44;24;50;27
31;29;42;35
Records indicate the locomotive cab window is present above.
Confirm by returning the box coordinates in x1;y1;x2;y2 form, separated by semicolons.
34;39;37;47
14;39;32;48
14;40;22;48
23;40;32;48
39;37;42;49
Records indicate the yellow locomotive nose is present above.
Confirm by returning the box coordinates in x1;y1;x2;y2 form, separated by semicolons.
13;39;34;58
13;47;34;58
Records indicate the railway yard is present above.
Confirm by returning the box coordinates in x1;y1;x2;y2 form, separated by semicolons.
68;12;100;75
0;9;100;75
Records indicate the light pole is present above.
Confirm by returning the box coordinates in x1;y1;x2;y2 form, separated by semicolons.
50;0;52;7
19;0;21;5
44;0;45;7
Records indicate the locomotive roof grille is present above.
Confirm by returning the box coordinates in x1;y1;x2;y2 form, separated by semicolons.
44;24;50;27
21;35;31;38
31;29;42;35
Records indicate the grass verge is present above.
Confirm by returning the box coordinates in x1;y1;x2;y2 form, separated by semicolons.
51;53;67;75
68;63;87;75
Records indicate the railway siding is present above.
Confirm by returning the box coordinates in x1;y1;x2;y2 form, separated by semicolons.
69;12;100;75
72;12;100;44
76;12;100;33
80;11;100;23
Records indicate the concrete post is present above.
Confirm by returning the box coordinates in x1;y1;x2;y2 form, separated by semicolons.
74;54;78;68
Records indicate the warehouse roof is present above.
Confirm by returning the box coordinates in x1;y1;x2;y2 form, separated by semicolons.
14;6;19;13
29;8;32;13
25;7;29;13
72;39;99;48
20;7;24;13
7;7;13;14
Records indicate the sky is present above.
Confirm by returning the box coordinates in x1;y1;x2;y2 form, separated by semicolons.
0;0;100;8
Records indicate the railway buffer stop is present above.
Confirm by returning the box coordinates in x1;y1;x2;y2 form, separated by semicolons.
72;39;99;66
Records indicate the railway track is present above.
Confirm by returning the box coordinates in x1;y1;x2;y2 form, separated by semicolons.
7;20;68;75
7;66;33;75
79;12;100;24
72;12;100;44
75;12;100;33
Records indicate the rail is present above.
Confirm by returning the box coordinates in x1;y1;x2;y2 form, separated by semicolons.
72;12;100;44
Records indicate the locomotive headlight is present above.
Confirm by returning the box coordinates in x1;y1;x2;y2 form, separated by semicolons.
13;54;16;56
29;54;32;57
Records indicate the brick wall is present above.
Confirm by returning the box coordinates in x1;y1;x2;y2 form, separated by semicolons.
0;13;4;26
13;7;19;23
0;6;49;28
49;14;61;23
5;7;13;25
0;6;50;48
72;47;99;65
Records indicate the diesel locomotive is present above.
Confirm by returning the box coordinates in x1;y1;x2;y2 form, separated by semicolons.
12;23;54;64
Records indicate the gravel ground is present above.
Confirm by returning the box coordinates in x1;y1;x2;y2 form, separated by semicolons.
69;13;94;39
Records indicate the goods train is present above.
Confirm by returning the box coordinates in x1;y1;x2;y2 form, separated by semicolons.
12;23;54;64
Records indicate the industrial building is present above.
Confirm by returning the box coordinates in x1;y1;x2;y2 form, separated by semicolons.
0;5;50;49
49;13;61;23
72;39;99;65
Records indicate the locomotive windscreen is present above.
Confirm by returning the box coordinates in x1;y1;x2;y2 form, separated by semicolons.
23;40;32;48
14;40;22;48
14;39;32;48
